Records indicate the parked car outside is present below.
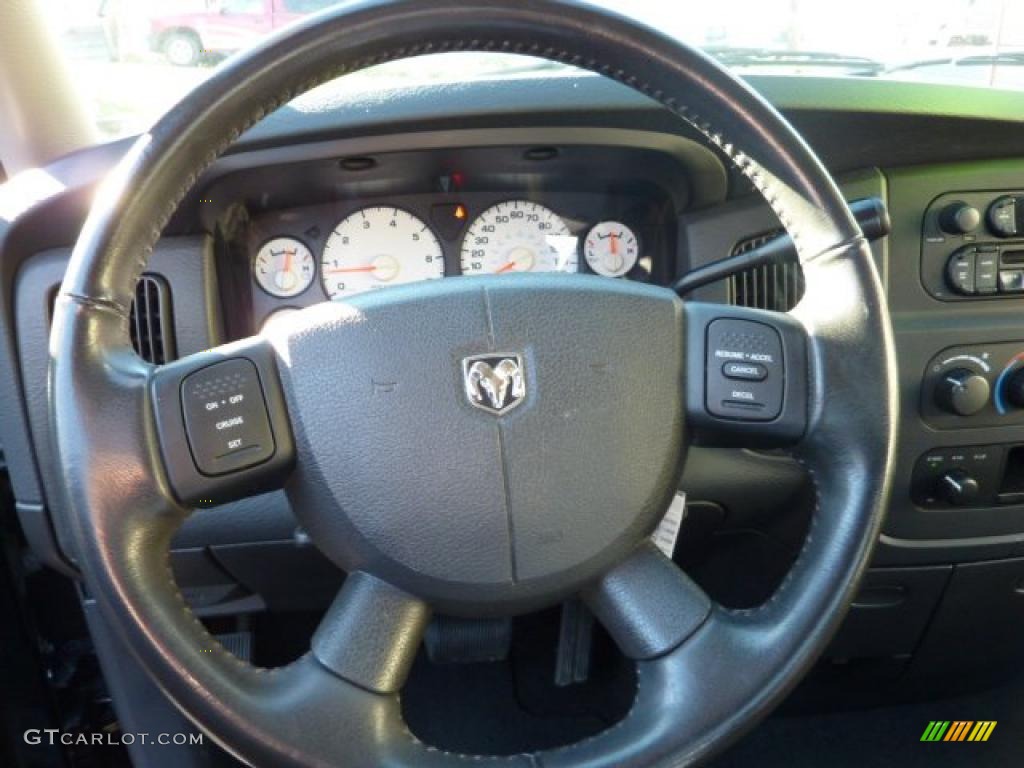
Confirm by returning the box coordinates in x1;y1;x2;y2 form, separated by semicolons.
148;0;336;66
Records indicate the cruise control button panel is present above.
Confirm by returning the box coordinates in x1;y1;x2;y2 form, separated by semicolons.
706;319;784;421
181;358;275;475
685;304;807;447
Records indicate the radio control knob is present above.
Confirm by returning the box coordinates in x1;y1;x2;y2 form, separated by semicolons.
934;368;990;416
940;201;981;235
937;469;980;507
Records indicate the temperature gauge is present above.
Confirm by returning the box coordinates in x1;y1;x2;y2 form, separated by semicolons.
253;237;315;298
583;221;639;278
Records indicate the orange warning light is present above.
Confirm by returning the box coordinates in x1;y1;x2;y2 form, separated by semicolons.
454;204;467;220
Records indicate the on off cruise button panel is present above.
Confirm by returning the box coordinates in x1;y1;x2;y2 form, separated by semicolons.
705;318;784;421
181;358;275;476
151;340;295;507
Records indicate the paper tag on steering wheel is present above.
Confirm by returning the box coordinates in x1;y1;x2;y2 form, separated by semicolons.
650;492;686;559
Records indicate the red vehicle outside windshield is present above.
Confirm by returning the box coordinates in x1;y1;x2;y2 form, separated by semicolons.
148;0;335;66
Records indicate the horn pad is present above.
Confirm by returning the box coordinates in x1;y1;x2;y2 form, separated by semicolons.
272;275;685;615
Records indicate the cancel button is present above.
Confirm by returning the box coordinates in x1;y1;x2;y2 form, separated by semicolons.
722;361;768;382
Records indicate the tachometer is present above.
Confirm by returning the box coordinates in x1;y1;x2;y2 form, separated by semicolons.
321;207;444;299
460;200;577;275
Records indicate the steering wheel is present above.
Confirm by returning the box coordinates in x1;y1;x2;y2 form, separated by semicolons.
50;1;897;765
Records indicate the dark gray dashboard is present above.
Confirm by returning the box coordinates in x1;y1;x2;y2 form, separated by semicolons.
5;74;1024;683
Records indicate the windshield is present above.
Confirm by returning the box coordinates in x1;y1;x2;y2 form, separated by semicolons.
39;0;1024;141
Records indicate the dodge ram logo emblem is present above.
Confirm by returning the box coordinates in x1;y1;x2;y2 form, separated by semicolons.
462;354;526;414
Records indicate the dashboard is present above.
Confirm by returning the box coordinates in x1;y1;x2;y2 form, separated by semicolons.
246;189;668;330
6;73;1024;700
195;140;699;338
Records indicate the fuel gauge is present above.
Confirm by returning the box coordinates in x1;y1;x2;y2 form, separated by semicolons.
253;237;315;298
583;221;639;278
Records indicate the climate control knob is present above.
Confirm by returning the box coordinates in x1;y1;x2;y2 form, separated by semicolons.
936;469;980;507
1002;367;1024;409
939;201;981;235
933;368;990;416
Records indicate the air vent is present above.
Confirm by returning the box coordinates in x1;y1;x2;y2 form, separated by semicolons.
727;230;805;312
129;275;176;364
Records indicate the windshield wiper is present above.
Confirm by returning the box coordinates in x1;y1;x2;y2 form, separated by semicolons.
887;51;1024;74
707;47;885;76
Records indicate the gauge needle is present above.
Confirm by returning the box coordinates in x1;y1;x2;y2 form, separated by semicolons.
326;266;378;274
496;261;518;274
609;233;618;255
283;249;294;274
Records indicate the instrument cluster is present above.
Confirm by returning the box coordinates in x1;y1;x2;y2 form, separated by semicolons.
248;192;664;330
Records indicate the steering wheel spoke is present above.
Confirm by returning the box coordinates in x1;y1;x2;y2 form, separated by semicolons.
150;335;296;509
683;301;810;449
584;543;711;661
312;572;431;694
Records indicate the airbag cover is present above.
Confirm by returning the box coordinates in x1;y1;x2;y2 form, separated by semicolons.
271;274;684;613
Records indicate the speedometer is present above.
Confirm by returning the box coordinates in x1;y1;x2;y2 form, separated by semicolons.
460;201;577;275
321;207;444;299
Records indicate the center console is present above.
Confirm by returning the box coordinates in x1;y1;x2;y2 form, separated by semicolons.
912;341;1024;510
871;161;1024;558
794;166;1024;690
909;190;1024;515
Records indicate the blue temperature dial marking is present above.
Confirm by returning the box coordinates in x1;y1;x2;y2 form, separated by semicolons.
994;353;1024;414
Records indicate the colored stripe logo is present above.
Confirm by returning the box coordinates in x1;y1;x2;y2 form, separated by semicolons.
921;721;996;742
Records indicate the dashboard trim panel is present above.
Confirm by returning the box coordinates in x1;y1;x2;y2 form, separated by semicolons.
201;126;728;210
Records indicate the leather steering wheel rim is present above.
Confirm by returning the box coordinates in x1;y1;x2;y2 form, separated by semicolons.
50;1;898;766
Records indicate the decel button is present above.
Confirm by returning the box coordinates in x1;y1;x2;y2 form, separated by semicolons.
181;358;275;476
